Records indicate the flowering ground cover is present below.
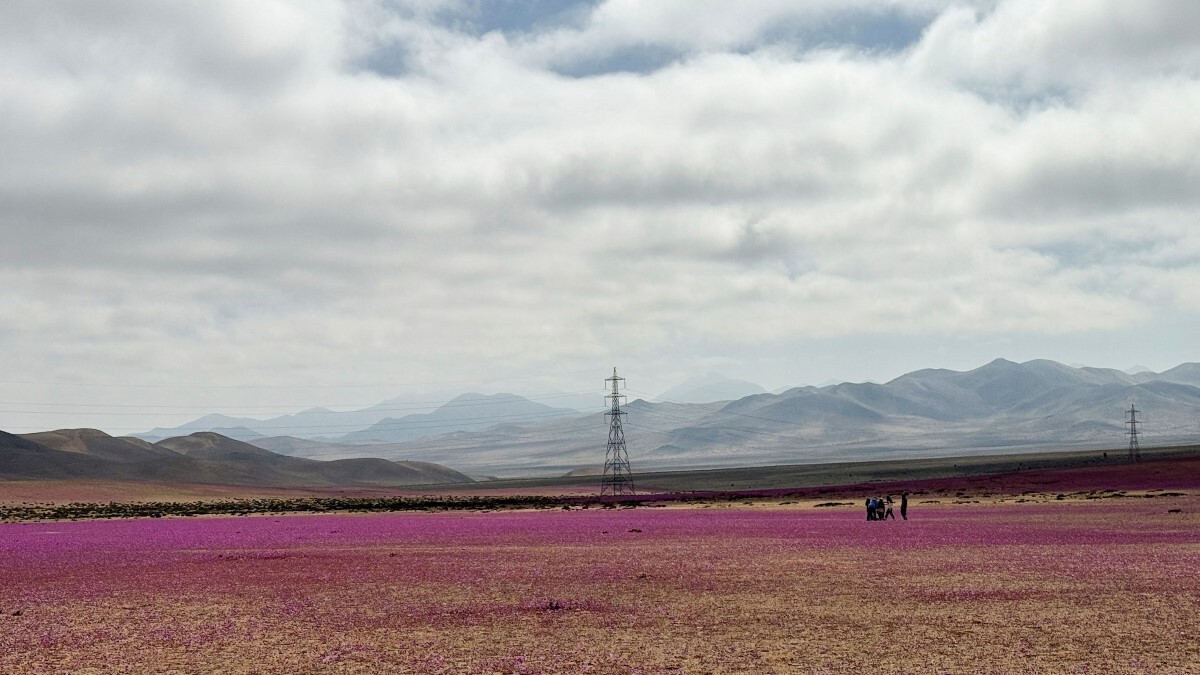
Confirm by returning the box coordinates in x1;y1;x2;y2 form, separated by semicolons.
2;495;1198;674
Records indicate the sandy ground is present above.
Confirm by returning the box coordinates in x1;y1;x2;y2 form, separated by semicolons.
1;494;1197;674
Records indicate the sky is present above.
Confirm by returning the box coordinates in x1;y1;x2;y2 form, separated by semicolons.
2;0;1199;435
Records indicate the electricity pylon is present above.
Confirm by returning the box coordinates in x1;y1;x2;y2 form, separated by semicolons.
601;367;635;496
1126;404;1141;463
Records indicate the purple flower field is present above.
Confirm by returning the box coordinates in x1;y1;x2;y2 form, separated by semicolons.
2;497;1198;673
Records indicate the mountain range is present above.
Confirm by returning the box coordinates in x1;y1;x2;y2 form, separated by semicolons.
234;359;1200;476
9;359;1200;482
135;392;587;443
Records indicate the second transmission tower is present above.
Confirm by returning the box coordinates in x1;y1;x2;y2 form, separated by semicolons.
601;367;635;496
1126;403;1141;463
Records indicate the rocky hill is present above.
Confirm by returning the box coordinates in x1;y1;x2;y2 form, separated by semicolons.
2;429;473;487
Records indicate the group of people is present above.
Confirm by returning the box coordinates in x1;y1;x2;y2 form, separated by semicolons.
866;494;907;521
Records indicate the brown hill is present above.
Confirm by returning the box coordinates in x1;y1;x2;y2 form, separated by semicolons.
154;432;472;485
156;432;277;460
306;457;473;486
1;429;473;487
1;430;122;479
21;429;179;463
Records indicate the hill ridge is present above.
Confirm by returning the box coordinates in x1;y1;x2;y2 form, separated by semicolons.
2;429;472;487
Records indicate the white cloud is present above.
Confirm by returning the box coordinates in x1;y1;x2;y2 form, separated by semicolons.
510;0;985;72
0;0;1197;431
909;0;1200;93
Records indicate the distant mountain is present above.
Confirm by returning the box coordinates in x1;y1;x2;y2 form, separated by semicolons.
251;435;351;459
338;393;581;444
137;414;267;442
658;373;766;404
108;360;1200;478
135;392;584;442
134;401;429;442
3;429;473;487
300;359;1200;476
1147;363;1200;388
207;427;266;442
309;397;725;476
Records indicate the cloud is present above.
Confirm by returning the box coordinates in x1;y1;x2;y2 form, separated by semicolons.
909;0;1200;94
0;0;1198;430
970;79;1200;219
512;0;958;74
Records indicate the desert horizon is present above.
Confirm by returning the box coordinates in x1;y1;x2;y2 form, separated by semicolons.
6;0;1200;670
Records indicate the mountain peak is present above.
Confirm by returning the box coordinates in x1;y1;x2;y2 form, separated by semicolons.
448;392;520;403
658;373;766;404
155;431;278;460
337;392;574;444
61;428;112;439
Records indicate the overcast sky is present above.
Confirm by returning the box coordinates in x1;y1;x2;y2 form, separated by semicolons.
2;0;1199;434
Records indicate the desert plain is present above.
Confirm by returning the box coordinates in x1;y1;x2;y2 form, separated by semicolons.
2;449;1198;674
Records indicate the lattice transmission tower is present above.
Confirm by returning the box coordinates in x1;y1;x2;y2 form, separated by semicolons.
1125;403;1141;463
601;367;635;496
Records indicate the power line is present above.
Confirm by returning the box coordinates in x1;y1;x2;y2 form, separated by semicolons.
255;420;601;457
253;409;588;433
0;389;597;414
622;422;781;455
626;387;812;429
0;368;598;390
0;381;806;455
0;410;598;440
634;408;804;442
1;386;791;443
2;401;786;457
4;408;588;431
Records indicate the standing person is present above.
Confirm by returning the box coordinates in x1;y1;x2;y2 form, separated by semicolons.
900;493;908;520
884;496;895;520
865;498;874;521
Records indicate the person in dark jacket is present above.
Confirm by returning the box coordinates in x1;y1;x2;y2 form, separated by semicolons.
900;493;908;520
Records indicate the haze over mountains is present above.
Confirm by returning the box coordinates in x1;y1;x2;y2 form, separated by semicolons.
656;373;767;405
136;392;586;443
6;359;1200;483
146;358;1200;478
